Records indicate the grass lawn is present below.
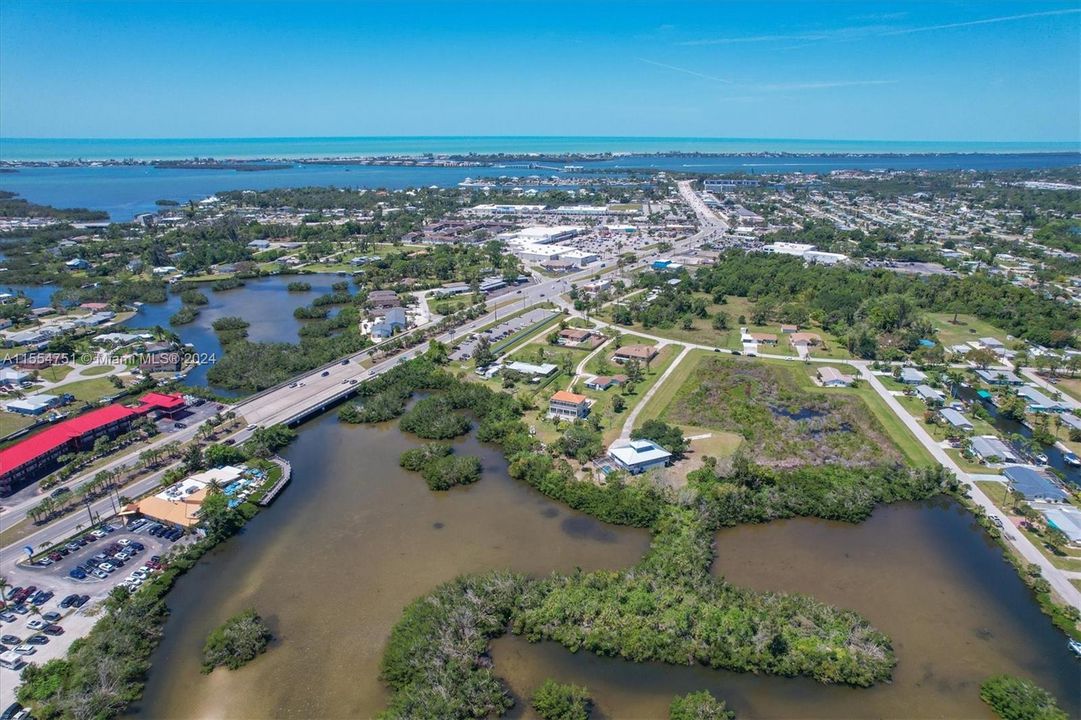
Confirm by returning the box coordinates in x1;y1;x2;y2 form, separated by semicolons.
61;377;124;403
78;364;115;377
1055;376;1081;403
38;364;75;383
927;312;1011;348
0;411;38;438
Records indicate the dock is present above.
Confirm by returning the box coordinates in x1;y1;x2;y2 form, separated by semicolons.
258;455;293;506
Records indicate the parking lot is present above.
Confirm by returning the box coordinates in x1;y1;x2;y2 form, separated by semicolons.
154;397;225;435
0;520;192;701
449;309;558;361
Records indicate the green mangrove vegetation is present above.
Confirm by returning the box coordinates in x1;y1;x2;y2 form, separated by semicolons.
531;679;593;720
201;609;273;673
668;691;736;720
979;675;1067;720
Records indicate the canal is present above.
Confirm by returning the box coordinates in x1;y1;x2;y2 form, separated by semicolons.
131;413;1080;719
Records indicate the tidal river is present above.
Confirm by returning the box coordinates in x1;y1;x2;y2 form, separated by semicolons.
132;413;1080;719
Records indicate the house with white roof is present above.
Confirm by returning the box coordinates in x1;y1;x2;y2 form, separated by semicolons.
607;439;672;475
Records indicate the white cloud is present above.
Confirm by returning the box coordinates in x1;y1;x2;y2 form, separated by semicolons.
680;8;1080;46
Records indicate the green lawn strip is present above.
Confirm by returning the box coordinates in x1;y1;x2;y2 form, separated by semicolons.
78;364;116;377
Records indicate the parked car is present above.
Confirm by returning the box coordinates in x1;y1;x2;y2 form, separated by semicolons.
129;518;147;530
91;569;108;579
68;568;87;580
12;645;35;656
25;634;48;645
0;636;19;646
26;620;45;631
42;625;63;636
0;613;15;624
42;612;61;623
9;606;27;615
60;595;78;608
74;595;89;608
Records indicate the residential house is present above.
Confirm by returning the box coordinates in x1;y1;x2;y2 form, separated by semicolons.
969;435;1019;463
899;367;927;384
789;332;822;347
915;385;945;405
817;367;854;387
974;368;1024;386
614;345;659;364
1003;465;1068;503
1016;385;1066;413
749;332;778;345
607;439;673;475
548;390;591;420
939;408;974;431
585;374;627;391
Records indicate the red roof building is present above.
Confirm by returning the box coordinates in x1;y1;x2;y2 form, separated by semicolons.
0;404;141;496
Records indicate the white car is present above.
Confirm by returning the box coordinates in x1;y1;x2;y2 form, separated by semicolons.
117;538;131;546
99;563;116;573
14;645;36;656
26;620;45;631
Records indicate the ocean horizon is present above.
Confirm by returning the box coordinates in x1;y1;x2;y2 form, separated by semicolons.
2;135;1079;162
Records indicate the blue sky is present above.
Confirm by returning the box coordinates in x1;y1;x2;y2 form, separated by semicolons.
1;1;1078;141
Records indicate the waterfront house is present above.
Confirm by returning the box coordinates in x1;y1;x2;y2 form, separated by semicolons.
548;390;590;420
614;345;659;364
1016;385;1065;413
1037;505;1081;546
915;384;945;405
607;439;672;475
817;367;854;387
1003;465;1068;503
969;435;1019;463
939;408;973;431
974;368;1024;386
900;367;927;384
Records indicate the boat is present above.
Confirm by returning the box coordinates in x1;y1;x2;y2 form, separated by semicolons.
1064;452;1081;468
1069;639;1081;657
1034;453;1049;465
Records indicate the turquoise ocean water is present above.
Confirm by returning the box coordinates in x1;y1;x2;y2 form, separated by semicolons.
2;135;1079;161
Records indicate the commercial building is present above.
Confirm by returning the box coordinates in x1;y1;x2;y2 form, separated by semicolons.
0;393;186;496
500;225;581;245
607;439;672;475
548;390;591;420
371;307;407;339
4;393;62;416
765;242;815;257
